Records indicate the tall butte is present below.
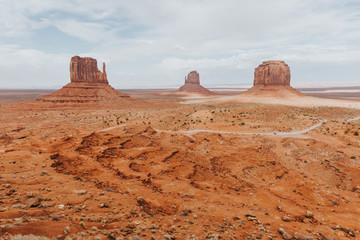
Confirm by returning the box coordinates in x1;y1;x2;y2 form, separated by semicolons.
39;56;131;105
70;56;108;84
241;60;304;98
177;71;214;95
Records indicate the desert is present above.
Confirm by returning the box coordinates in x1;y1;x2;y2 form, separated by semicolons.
1;1;360;239
1;56;360;240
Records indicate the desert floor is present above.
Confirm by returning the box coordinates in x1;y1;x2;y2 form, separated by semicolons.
0;89;360;240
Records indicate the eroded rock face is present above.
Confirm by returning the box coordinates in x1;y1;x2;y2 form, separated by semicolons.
254;61;290;86
38;56;131;105
70;56;108;84
178;71;213;94
185;71;200;84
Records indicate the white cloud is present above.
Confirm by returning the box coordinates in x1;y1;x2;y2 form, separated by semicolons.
52;19;118;43
1;0;360;88
0;44;67;68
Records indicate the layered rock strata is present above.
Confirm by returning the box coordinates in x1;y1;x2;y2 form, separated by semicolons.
70;56;108;84
254;61;290;86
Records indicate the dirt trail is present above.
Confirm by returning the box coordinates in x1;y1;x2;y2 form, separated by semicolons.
155;120;326;136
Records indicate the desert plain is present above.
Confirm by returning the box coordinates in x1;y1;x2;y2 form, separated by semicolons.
0;84;360;240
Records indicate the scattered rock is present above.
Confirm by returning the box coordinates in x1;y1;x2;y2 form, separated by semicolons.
281;215;291;222
6;189;16;196
245;213;257;222
294;232;314;240
163;234;175;240
305;210;314;218
98;202;109;208
278;228;292;240
25;197;41;208
64;226;70;235
340;227;356;237
26;192;35;198
75;189;87;195
181;210;191;216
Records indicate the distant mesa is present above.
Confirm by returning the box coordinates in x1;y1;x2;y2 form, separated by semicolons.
177;71;214;95
38;56;131;105
241;60;304;98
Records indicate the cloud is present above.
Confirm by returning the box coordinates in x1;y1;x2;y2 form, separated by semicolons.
52;19;118;43
0;44;67;68
1;0;360;88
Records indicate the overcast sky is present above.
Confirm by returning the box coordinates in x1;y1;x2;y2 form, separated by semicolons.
1;0;360;89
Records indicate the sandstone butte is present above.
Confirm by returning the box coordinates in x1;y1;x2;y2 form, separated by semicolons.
254;60;290;86
177;71;214;95
38;56;131;105
242;60;304;98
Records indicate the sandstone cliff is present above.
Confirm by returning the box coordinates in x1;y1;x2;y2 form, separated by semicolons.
70;56;108;84
254;61;290;86
241;60;304;99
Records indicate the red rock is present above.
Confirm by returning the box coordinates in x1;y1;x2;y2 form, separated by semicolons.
25;197;41;208
38;56;132;105
254;61;290;86
70;56;108;84
278;228;292;240
185;71;200;84
178;71;213;95
241;60;304;99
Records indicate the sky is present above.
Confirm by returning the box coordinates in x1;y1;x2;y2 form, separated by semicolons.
1;0;360;89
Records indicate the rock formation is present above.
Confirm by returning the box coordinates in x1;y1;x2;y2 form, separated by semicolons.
38;56;131;105
178;71;213;95
241;60;304;99
254;61;290;86
70;56;108;84
184;71;200;85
